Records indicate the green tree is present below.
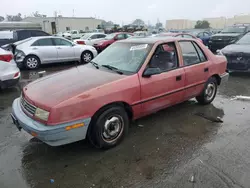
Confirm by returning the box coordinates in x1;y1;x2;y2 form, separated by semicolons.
6;13;22;21
195;20;210;29
132;19;145;26
155;22;163;29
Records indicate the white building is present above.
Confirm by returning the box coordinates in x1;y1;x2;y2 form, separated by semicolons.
166;14;250;30
22;17;104;34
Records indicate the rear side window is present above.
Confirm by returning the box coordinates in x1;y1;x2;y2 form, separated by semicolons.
31;30;50;37
179;41;200;66
32;38;53;46
192;42;207;62
18;30;32;40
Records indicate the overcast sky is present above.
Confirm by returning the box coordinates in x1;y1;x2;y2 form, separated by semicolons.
1;0;250;24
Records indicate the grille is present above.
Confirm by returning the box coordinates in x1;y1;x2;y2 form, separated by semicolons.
212;36;231;41
20;96;37;115
225;54;250;70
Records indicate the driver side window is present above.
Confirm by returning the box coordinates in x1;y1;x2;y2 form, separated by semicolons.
148;42;178;72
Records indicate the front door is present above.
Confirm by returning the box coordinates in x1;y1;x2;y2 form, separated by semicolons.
139;42;185;115
178;41;210;100
52;38;75;61
31;38;58;63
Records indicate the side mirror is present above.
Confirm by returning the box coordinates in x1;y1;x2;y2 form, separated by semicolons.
142;67;161;77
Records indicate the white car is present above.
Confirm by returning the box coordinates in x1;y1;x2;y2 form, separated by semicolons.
73;33;107;46
0;48;20;89
62;30;85;40
14;36;98;69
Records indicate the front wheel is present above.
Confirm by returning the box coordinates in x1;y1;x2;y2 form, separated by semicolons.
196;77;218;105
89;106;129;149
81;51;93;64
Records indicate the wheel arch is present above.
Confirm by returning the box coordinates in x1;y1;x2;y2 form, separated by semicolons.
211;74;221;85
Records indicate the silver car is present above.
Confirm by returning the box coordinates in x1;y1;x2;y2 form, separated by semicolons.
0;48;20;89
14;36;98;69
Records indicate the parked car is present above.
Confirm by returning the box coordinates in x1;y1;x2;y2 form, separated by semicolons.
209;24;250;52
218;32;250;72
13;36;97;69
93;32;133;52
156;32;203;43
62;30;85;40
73;33;107;46
11;37;228;148
0;47;20;89
188;31;212;46
0;29;50;47
133;31;149;37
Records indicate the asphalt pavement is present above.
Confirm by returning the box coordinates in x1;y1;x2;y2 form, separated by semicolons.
1;64;250;188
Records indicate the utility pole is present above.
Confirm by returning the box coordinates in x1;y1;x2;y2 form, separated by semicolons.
73;9;75;17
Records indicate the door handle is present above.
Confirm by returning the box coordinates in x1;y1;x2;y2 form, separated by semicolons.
204;67;209;72
57;47;62;49
32;47;38;50
176;75;182;81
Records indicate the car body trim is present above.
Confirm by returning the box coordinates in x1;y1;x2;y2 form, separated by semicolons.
132;82;206;106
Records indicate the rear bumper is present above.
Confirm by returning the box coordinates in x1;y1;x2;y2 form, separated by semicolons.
209;41;230;52
11;98;91;146
0;78;19;89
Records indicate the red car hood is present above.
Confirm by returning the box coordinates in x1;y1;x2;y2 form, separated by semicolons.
23;65;125;110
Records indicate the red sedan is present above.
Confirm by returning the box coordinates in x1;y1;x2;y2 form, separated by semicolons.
11;37;228;149
157;32;203;43
93;32;133;52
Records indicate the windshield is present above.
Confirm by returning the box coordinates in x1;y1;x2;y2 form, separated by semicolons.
92;42;152;73
105;33;116;40
221;26;247;33
236;34;250;44
80;33;92;39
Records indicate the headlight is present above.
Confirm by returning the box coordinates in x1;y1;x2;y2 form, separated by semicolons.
216;49;224;55
35;108;50;121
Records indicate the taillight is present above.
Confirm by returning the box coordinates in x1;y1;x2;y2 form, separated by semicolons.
77;41;85;45
14;72;20;78
0;54;13;62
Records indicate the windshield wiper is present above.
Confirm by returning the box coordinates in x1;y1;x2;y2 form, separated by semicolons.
101;64;123;74
90;61;99;69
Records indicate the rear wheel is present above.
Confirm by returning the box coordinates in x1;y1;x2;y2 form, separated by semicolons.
196;77;217;105
89;106;129;149
81;51;93;64
24;55;40;69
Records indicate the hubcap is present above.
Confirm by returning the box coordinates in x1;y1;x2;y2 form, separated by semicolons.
83;53;92;62
205;83;216;101
102;115;124;143
27;57;38;69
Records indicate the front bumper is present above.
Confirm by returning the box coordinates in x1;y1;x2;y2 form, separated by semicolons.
11;98;91;146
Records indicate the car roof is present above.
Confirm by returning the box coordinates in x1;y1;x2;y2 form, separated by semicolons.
119;36;190;44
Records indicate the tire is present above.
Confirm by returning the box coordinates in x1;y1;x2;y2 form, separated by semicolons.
81;51;93;64
89;106;129;149
196;77;218;105
24;55;40;69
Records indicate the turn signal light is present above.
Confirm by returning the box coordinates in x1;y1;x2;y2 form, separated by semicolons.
65;123;84;131
77;41;85;45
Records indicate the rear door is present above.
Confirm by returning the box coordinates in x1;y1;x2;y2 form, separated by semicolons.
52;38;75;61
178;40;209;100
139;42;185;115
31;38;58;63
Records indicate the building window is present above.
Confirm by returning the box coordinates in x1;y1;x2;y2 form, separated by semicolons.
66;27;70;31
